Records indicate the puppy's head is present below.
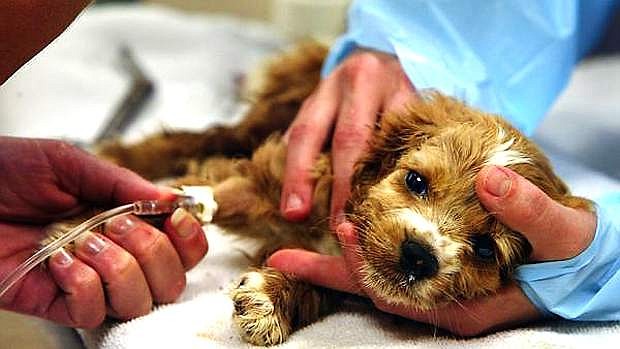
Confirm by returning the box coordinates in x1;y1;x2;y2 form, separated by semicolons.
347;93;591;309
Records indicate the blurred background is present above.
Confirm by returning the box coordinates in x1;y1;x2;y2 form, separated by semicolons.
119;0;350;40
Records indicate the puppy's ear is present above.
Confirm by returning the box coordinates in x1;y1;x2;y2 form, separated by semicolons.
350;114;423;192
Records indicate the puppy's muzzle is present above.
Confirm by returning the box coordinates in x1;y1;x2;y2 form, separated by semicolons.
400;240;438;282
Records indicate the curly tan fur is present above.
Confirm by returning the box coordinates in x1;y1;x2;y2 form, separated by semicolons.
48;43;592;345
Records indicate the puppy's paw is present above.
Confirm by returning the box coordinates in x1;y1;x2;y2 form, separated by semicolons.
230;271;291;346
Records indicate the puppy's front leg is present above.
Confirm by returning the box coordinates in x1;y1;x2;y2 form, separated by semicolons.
231;267;337;346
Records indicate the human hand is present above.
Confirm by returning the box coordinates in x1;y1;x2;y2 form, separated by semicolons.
280;49;417;226
0;137;208;327
268;166;597;336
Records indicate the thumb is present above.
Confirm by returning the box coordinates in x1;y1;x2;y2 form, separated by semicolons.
475;166;596;261
46;141;172;205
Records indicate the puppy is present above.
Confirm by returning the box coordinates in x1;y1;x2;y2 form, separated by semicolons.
71;43;592;345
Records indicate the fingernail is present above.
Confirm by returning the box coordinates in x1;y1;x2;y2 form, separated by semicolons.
157;185;178;199
285;193;303;212
76;233;107;255
171;208;195;237
107;215;137;235
52;248;73;266
485;167;512;197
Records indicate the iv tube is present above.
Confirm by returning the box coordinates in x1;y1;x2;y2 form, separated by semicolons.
0;198;198;300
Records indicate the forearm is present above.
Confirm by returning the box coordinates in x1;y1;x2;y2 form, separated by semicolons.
0;0;91;84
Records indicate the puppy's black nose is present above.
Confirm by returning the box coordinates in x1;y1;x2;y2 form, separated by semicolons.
400;240;438;281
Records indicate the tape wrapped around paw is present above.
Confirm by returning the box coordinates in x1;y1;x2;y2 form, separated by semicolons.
180;185;219;224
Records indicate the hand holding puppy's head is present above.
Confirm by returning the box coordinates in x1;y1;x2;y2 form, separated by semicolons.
347;93;591;309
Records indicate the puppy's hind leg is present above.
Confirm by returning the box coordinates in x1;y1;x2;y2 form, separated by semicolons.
231;267;338;346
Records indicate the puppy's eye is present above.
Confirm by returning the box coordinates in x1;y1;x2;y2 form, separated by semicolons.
471;234;495;261
404;170;428;196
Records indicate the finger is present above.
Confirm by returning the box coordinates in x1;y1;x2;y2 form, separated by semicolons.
0;224;61;309
73;232;152;319
476;166;596;261
163;208;209;270
330;69;384;227
41;139;173;204
382;70;418;113
266;249;363;295
281;77;341;221
374;284;539;337
46;249;106;328
106;215;186;303
335;222;370;293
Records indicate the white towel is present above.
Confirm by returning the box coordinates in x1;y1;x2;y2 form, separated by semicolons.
79;225;620;349
3;4;620;349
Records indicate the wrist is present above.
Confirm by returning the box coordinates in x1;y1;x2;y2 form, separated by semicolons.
514;206;620;321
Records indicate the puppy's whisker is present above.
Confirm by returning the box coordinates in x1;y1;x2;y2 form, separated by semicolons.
337;241;361;251
428;308;439;338
311;216;334;228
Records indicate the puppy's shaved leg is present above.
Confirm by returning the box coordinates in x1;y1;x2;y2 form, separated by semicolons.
211;177;263;221
169;157;269;225
231;267;338;346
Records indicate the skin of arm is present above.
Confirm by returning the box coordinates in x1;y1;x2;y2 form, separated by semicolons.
0;0;91;84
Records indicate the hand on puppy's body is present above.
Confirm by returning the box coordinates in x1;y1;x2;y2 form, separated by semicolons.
280;49;417;226
269;165;597;336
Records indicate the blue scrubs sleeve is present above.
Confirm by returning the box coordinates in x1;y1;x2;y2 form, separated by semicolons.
515;201;620;320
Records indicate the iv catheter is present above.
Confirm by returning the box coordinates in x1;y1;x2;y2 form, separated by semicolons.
0;186;218;300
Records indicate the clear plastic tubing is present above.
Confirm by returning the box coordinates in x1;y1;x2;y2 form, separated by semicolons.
0;199;193;300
